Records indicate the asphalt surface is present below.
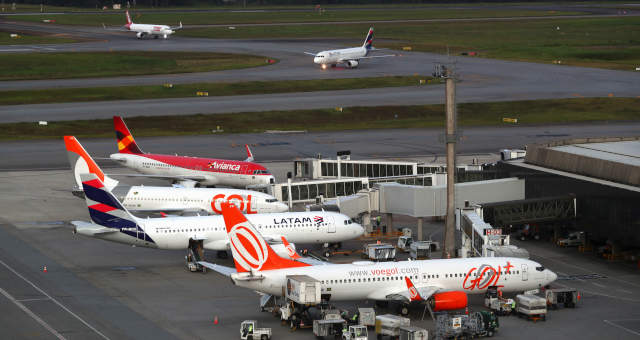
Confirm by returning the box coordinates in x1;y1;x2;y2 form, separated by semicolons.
1;122;639;171
1;169;639;340
1;13;639;123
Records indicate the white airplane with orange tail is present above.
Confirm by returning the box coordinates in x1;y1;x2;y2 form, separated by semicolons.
201;202;558;313
112;10;182;39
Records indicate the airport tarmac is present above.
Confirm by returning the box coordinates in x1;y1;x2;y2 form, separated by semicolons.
1;167;640;339
1;121;639;171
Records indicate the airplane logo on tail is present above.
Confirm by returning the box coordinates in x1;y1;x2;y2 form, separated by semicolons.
228;220;270;271
405;276;423;302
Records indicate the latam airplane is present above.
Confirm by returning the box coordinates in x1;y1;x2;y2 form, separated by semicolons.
109;116;275;188
73;173;364;258
119;10;182;39
201;202;558;313
65;136;288;215
305;27;396;69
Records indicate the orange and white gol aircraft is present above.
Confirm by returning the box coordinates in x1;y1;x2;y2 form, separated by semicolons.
200;202;558;312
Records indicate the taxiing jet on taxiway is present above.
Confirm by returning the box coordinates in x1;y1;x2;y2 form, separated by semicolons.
305;27;397;69
109;116;275;188
200;202;558;314
104;10;182;39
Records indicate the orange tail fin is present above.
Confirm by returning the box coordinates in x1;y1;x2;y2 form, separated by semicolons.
220;202;309;273
405;276;424;302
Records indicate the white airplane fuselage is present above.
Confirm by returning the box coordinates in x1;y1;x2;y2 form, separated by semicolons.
128;23;174;38
314;46;368;67
233;257;556;301
110;153;275;188
83;211;363;251
112;185;288;215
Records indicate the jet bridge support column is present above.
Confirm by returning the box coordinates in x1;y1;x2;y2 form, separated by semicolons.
386;213;393;235
417;217;424;241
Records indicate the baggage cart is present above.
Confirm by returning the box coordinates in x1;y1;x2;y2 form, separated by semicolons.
399;326;428;340
516;294;547;321
363;243;396;261
342;325;368;340
375;314;410;339
546;288;580;309
358;307;376;327
313;318;346;338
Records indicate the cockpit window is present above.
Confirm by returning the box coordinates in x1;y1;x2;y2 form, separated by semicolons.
252;170;270;175
265;198;278;203
536;266;545;272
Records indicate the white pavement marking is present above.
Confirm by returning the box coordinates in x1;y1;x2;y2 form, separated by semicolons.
618;289;633;294
0;286;66;340
603;319;640;337
592;282;606;288
0;258;111;340
552;280;640;303
0;48;33;52
16;297;51;302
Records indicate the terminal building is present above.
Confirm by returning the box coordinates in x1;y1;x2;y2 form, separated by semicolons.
499;137;640;251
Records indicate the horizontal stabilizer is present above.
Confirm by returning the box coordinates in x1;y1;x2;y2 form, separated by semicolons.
71;221;119;236
198;261;236;277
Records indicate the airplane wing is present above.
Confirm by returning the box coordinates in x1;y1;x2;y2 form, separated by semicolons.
358;54;399;59
381;285;441;303
171;22;183;30
198;261;236;277
71;221;119;236
304;52;317;56
106;174;207;187
102;23;129;31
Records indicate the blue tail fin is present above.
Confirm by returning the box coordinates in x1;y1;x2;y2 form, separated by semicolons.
80;173;137;230
363;27;374;50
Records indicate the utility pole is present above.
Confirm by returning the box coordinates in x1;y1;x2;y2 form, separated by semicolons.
443;66;457;258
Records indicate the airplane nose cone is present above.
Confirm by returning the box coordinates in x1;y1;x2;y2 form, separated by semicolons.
276;202;289;212
354;224;365;237
547;270;558;283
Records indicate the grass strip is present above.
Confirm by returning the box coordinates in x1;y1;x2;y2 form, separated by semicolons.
0;30;78;45
1;97;638;141
183;16;640;71
0;75;434;105
10;8;584;26
0;52;271;80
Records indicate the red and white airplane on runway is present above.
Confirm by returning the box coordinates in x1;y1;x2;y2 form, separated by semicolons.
201;202;558;312
109;116;275;188
65;136;287;215
122;10;182;39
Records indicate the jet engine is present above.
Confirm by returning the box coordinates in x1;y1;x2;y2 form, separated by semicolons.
136;32;145;39
429;291;468;311
346;60;359;68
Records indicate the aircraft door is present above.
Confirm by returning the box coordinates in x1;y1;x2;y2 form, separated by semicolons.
327;216;336;233
522;264;528;281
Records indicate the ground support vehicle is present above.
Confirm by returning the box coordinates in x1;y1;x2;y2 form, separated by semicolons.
240;320;272;340
546;288;580;309
375;314;410;339
484;287;514;316
363;243;396;261
434;311;498;339
516;294;547;321
279;275;328;330
557;231;585;247
358;308;376;327
313;317;347;339
409;241;434;260
398;326;428;340
342;325;368;340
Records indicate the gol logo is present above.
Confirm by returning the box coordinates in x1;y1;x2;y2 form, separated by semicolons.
285;244;296;258
463;264;501;290
211;194;257;214
409;286;419;300
229;221;269;271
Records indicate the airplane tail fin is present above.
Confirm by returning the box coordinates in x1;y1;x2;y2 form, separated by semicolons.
362;27;374;50
244;144;254;162
281;236;301;260
405;276;424;302
125;10;133;25
113;116;144;154
64;136;119;191
80;173;138;230
220;202;310;273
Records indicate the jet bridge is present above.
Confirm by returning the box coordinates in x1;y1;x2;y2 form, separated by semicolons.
458;207;529;259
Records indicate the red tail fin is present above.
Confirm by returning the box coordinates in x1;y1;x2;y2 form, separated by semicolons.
125;10;132;25
405;276;423;302
113;116;143;154
281;236;301;260
220;202;309;273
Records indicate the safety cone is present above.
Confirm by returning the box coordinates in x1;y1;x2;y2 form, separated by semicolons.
213;316;218;325
43;266;47;273
465;307;469;315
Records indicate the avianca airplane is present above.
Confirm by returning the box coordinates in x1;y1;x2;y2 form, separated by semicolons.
304;27;396;69
73;173;364;257
109;116;275;188
201;202;558;312
119;10;182;39
65;136;287;215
